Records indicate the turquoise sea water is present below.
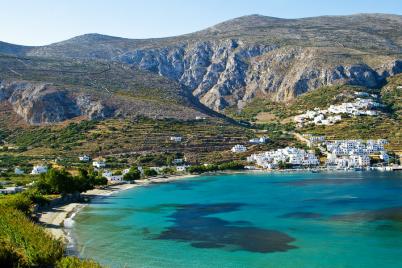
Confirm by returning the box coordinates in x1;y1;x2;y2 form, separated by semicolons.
72;171;402;268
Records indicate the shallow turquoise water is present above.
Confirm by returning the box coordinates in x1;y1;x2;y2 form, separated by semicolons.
73;171;402;268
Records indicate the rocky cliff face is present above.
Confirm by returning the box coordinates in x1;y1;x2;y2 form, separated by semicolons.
117;42;402;111
0;81;113;125
118;40;277;110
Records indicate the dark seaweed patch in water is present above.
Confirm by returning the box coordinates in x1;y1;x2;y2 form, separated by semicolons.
331;207;402;222
155;203;297;253
280;212;321;219
278;178;363;186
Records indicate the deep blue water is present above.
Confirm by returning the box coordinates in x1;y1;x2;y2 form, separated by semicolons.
72;171;402;268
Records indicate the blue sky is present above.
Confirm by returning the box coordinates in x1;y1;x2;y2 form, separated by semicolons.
2;0;402;46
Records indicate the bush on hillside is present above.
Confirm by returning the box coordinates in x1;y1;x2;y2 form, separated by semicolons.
0;207;64;267
57;256;103;268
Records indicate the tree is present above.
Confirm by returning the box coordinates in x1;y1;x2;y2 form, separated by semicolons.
143;168;158;177
123;166;141;182
41;169;76;194
36;168;97;195
161;167;175;175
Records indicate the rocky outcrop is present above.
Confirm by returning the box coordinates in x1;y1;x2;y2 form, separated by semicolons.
118;43;402;111
0;81;114;125
118;40;277;110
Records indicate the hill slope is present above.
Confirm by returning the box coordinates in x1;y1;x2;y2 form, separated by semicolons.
0;54;206;125
6;14;398;111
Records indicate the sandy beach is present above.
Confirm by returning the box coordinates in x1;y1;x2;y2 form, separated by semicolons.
38;174;198;242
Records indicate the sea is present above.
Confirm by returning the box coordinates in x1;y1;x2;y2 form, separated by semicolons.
71;171;402;268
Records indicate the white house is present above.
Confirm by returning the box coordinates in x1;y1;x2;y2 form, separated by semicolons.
106;175;124;183
14;167;24;175
249;136;269;144
379;152;389;162
170;136;182;142
102;170;123;183
176;165;190;172
358;155;371;167
308;135;326;145
31;165;48;175
231;144;247;153
93;161;106;169
79;155;90;162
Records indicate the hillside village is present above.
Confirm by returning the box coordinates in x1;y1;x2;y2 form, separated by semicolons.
294;91;384;127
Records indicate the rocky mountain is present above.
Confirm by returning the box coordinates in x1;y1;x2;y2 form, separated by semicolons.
1;13;402;118
0;56;206;125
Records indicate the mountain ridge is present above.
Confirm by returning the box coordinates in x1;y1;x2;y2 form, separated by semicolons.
1;13;402;115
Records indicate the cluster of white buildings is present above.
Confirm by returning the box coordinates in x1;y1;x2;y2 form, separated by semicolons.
294;94;383;126
247;147;319;169
325;139;388;156
294;109;342;126
327;98;382;116
325;139;389;168
231;144;247;153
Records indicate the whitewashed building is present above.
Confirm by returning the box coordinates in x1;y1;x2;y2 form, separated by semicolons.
170;136;182;142
79;155;90;162
247;147;319;168
176;165;190;172
31;165;48;175
93;161;106;169
231;144;247;153
249;136;269;144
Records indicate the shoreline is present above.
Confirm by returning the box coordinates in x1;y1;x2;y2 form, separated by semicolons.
37;168;397;245
37;173;198;244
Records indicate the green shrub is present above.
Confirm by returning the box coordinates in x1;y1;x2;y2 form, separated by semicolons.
0;193;33;215
0;207;64;267
143;168;158;177
0;238;27;268
56;256;103;268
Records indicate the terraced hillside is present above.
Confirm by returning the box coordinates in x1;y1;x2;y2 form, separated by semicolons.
0;118;247;164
